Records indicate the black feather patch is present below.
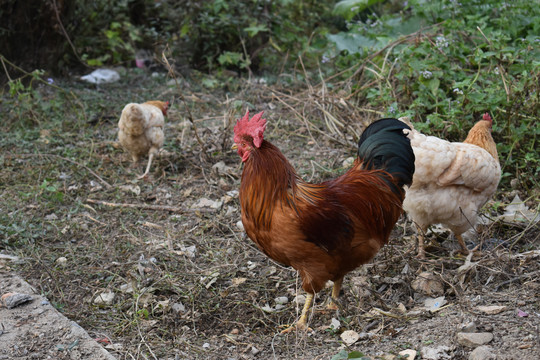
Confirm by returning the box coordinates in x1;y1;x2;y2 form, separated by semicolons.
357;118;415;192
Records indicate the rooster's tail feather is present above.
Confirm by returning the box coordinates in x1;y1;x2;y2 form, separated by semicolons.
357;118;415;192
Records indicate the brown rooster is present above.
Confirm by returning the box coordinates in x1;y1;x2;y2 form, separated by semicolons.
233;110;415;332
402;113;501;258
118;100;169;179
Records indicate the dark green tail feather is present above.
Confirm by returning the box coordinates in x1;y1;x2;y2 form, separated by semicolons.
357;118;415;192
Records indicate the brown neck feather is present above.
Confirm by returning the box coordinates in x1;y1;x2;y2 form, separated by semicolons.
240;141;298;229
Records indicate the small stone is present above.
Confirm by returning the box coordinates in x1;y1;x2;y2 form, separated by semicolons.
421;345;451;360
424;296;447;312
212;161;233;176
236;221;244;231
340;330;360;345
342;157;355;168
399;349;417;359
412;272;444;297
0;293;33;309
469;346;495;360
457;332;493;347
120;283;134;293
274;296;288;305
251;346;260;355
461;321;477;333
295;294;306;305
45;213;58;221
202;342;210;349
476;305;507;315
56;257;68;266
329;318;341;330
172;302;186;314
93;291;115;305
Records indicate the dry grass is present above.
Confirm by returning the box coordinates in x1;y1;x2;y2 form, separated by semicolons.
1;68;539;359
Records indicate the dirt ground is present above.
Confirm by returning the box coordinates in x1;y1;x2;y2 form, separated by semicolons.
1;72;539;359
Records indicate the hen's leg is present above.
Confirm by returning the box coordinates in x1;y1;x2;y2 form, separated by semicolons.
281;293;313;334
138;151;155;179
416;225;427;259
327;277;343;310
456;234;472;254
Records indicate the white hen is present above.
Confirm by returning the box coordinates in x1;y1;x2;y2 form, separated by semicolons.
118;101;168;179
402;114;501;257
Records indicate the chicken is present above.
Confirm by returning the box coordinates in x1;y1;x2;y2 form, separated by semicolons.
233;110;415;332
402;113;501;258
118;101;169;179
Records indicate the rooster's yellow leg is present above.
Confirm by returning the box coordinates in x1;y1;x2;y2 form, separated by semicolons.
280;293;313;334
327;277;343;310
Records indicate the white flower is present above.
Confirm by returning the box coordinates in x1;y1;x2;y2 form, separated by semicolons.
453;88;463;95
436;36;449;49
421;70;433;79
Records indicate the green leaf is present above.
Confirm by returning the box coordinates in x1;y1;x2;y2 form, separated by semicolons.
333;0;385;21
427;78;440;96
244;24;269;37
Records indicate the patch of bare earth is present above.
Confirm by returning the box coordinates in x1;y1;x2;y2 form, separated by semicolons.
1;75;538;359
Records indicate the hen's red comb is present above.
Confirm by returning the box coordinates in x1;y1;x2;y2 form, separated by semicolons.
234;110;267;148
482;113;492;123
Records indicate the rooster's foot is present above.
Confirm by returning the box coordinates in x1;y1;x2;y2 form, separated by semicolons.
279;322;312;334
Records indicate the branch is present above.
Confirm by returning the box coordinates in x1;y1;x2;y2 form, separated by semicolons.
86;199;217;214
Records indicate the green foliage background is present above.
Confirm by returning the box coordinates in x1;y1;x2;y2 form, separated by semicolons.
0;0;538;192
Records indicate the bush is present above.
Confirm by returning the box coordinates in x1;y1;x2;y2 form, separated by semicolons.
324;0;539;190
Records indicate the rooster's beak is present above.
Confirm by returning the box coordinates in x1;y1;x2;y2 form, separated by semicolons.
231;143;238;150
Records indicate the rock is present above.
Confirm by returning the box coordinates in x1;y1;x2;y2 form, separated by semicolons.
45;213;58;221
94;291;115;305
120;283;134;293
342;157;355;168
251;346;260;355
212;161;234;176
469;346;495;360
460;321;477;333
424;296;447;312
172;302;186;314
180;245;197;258
119;184;141;195
295;294;306;305
398;349;417;359
421;345;451;359
0;292;33;309
192;197;223;210
236;221;245;231
412;272;444;297
476;305;507;315
55;256;68;266
329;318;341;330
396;303;407;314
341;330;360;345
274;296;288;305
457;332;494;347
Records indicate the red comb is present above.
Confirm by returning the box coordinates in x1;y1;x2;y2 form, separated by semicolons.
234;110;267;148
482;113;492;122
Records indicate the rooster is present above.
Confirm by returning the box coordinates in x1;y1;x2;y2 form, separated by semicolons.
233;110;415;332
402;113;501;258
118;101;169;179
